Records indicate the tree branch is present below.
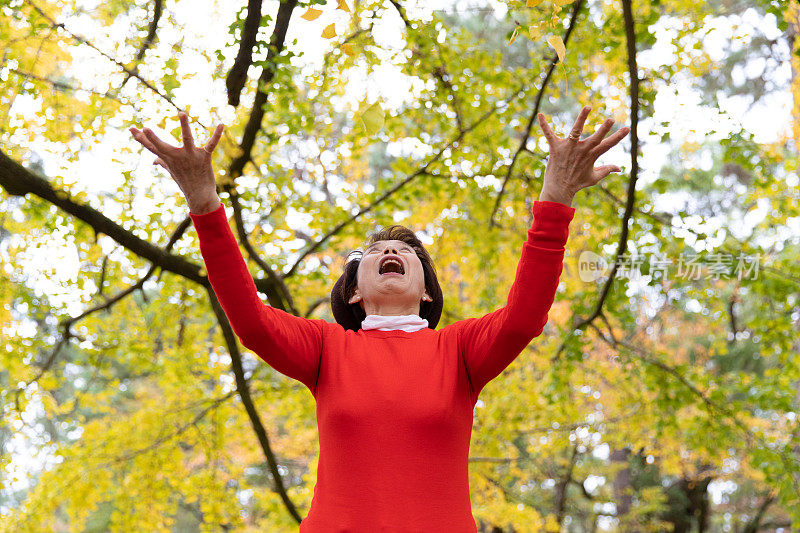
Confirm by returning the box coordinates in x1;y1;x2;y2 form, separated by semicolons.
8;68;126;103
226;0;263;107
228;191;297;314
283;81;530;278
14;215;192;401
227;0;299;179
488;0;586;227
552;0;641;360
387;0;411;29
24;0;184;115
555;444;579;526
0;149;207;284
304;297;329;318
591;319;800;491
0;149;285;302
206;288;303;523
121;0;164;87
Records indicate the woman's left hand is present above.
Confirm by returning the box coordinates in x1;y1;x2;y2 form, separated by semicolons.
537;105;630;207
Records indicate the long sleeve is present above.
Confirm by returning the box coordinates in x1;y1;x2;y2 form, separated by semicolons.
190;203;325;393
447;200;575;401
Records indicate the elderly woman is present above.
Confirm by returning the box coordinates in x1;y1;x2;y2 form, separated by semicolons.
130;105;628;531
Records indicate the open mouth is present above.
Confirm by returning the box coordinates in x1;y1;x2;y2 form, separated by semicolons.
378;256;405;276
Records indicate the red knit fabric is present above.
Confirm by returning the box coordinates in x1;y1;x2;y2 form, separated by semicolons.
190;200;575;532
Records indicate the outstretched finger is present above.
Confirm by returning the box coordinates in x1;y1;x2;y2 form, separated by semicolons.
585;118;615;147
590;164;623;185
537;113;557;142
178;112;195;149
130;127;163;157
143;127;178;153
590;126;630;158
153;157;168;170
568;105;592;141
202;124;225;154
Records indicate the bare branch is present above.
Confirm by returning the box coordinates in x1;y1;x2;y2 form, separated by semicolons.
21;215;192;390
387;0;411;28
304;297;329;318
555;445;579;526
0;149;206;284
227;0;299;179
283;81;530;278
552;0;640;360
226;0;263;106
431;63;464;133
0;149;286;304
121;0;164;87
488;0;586;226
24;0;186;116
97;255;109;297
206;288;304;523
8;68;126;103
228;191;297;314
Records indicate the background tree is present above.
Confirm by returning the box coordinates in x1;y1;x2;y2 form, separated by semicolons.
1;0;798;530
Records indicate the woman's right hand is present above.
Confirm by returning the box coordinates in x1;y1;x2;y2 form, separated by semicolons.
130;112;224;214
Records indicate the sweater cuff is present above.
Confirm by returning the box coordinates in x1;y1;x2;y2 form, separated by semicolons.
189;202;229;235
529;200;576;249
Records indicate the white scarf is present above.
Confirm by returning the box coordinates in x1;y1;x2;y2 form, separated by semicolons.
361;314;429;332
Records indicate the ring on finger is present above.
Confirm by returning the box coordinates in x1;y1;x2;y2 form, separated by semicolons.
568;132;581;141
202;146;213;154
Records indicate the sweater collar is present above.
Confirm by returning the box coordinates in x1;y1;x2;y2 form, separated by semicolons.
361;314;429;332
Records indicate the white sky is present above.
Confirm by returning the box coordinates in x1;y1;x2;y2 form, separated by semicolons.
2;0;795;524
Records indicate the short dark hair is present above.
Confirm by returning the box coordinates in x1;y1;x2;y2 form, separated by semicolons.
338;225;442;326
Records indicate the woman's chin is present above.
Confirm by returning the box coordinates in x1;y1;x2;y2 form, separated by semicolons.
376;274;406;286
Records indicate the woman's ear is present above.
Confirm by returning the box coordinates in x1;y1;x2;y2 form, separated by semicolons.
348;288;362;304
422;291;433;303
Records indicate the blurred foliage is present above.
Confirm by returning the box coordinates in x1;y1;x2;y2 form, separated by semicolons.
1;0;799;531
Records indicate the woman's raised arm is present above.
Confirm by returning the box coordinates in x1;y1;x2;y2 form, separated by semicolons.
448;200;574;401
449;106;629;401
130;113;326;393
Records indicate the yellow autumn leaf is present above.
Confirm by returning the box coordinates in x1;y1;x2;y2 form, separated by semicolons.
358;100;384;136
547;35;566;62
337;0;350;12
526;0;544;6
508;26;519;46
300;7;322;21
528;25;541;39
342;43;355;56
321;23;336;39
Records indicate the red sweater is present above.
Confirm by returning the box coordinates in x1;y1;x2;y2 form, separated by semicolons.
190;200;575;532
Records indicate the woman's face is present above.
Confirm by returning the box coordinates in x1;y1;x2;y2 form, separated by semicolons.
349;239;432;315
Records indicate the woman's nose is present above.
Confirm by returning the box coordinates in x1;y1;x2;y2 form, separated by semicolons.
383;248;397;255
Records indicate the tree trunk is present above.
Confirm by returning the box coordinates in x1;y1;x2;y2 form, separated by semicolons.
610;447;635;531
